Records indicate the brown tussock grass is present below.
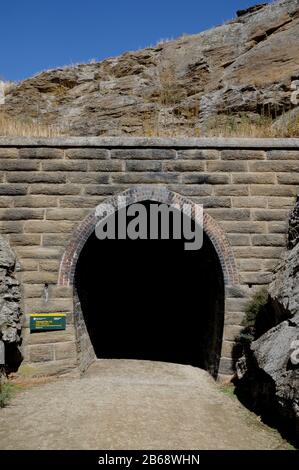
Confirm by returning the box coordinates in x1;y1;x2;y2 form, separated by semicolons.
0;112;62;138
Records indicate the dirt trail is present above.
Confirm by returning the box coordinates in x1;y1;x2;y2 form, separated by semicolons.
0;360;290;450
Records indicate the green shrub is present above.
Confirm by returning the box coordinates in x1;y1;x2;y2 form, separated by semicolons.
0;381;18;408
240;287;269;344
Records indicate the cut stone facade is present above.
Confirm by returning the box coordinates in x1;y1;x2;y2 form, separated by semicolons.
0;137;298;377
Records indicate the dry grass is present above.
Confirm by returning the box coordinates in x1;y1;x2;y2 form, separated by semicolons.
206;115;277;138
140;111;299;138
0;112;62;137
206;114;299;138
10;374;57;389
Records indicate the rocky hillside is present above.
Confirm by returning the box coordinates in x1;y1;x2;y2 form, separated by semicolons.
1;0;299;136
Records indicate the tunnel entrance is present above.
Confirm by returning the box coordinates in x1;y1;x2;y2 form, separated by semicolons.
74;201;225;377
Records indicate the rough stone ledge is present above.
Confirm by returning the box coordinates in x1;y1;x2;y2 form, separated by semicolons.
1;137;299;149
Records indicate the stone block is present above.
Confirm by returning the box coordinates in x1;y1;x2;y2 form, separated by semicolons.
207;161;247;172
84;184;126;196
238;259;263;271
67;172;109;184
23;284;44;298
221;341;235;357
240;272;273;285
49;286;73;298
232;196;267;208
0;196;13;208
28;326;76;345
251;185;298;196
226;298;249;312
29;344;54;363
251;234;286;246
0;148;19;158
21;271;58;285
163;161;205;172
206;208;250;221
267;197;296;208
0;221;23;234
24;220;76;233
18;259;39;271
25;359;78;376
249;161;299;172
14;196;58;208
6;172;66;184
232;173;276;184
42;234;69;246
192;196;231;208
224;312;246;326
9;234;41;246
168;184;213;196
177;149;220;160
19;148;64;159
0;184;27;195
30;184;81;195
126;161;162;172
0;209;44;220
252;209;289;221
24;297;72;313
223;325;243;341
181;173;230;184
214;185;249;196
39;260;60;271
111;149;176;160
267;150;299;160
89;160;124;172
16;247;63;259
42;160;88;171
221;150;266;160
233;246;283;259
111;172;180;184
54;341;77;360
45;208;89;221
227;234;251;246
276;173;299;185
219;357;234;375
65;149;109;159
262;259;280;271
225;285;252;299
267;221;288;233
59;196;105;208
221;221;267;234
0;159;39;170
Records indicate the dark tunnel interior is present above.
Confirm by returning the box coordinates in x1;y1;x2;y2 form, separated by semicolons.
74;202;225;377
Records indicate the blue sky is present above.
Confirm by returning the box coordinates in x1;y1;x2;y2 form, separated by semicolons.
1;0;265;82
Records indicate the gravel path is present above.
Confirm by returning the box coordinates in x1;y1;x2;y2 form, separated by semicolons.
0;360;289;450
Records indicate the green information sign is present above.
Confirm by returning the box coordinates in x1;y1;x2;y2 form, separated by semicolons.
30;313;66;332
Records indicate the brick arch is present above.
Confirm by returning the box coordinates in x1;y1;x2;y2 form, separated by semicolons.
58;186;239;287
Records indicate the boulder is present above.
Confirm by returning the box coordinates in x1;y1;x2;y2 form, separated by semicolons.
0;236;22;375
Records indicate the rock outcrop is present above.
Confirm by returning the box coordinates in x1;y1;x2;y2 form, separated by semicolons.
1;0;299;136
0;236;22;375
236;196;299;447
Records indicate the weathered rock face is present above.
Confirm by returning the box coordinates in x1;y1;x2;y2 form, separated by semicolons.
1;0;299;136
269;195;299;319
0;236;22;375
236;314;299;445
236;196;299;447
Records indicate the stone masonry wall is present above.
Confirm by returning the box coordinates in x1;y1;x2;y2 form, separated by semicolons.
0;137;298;377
